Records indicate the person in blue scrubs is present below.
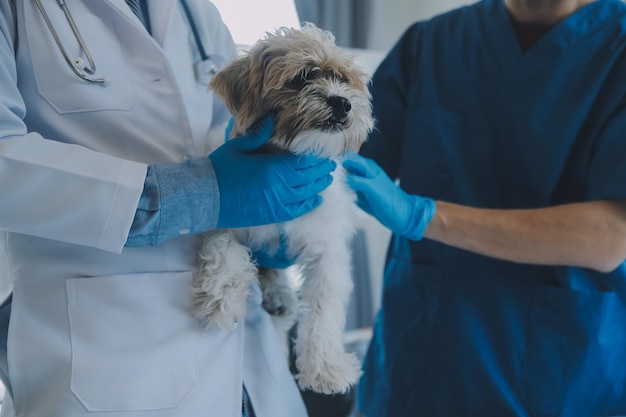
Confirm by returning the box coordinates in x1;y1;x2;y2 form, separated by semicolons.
343;0;626;416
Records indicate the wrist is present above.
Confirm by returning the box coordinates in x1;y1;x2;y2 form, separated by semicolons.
402;196;437;241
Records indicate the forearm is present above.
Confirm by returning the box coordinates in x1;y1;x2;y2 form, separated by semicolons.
424;200;626;272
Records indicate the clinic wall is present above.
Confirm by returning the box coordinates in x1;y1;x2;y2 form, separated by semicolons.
366;0;478;50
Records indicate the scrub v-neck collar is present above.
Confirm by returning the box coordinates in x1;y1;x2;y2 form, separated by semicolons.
486;0;625;84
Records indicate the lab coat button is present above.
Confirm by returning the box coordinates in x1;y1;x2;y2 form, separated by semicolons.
179;228;190;236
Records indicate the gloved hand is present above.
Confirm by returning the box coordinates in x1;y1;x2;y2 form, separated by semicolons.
251;234;297;269
125;114;335;248
211;114;336;229
342;152;436;241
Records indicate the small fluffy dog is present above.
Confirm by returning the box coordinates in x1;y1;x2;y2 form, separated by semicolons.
191;23;374;394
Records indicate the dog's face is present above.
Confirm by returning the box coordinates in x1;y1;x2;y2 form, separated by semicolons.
209;23;374;158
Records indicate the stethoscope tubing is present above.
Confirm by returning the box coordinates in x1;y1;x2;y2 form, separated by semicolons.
34;0;106;84
179;0;208;61
34;0;220;85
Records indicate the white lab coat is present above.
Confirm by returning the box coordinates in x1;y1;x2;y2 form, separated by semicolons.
0;1;308;416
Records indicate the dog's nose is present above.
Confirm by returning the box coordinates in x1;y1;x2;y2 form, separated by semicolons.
327;96;351;123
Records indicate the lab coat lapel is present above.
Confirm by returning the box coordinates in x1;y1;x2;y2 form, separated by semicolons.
91;0;177;46
91;0;183;67
99;0;152;34
145;0;178;47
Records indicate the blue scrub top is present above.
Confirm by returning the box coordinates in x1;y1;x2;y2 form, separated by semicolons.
358;1;626;416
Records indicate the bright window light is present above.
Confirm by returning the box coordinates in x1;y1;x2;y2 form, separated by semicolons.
210;0;301;46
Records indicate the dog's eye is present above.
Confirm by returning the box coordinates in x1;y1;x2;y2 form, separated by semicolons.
285;68;321;90
305;68;321;81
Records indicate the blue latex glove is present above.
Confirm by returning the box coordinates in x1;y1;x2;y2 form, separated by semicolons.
211;114;336;229
251;234;296;269
343;152;436;241
126;114;335;247
224;117;235;142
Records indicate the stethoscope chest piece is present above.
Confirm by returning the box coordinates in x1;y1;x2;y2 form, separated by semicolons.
195;59;218;85
194;53;227;85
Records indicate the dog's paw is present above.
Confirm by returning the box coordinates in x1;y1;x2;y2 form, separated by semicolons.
192;230;258;331
196;300;246;331
295;350;362;395
194;295;246;331
191;267;250;331
262;282;298;332
261;281;296;316
258;267;298;332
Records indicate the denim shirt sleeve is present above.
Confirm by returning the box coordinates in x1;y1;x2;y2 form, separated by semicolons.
125;157;220;247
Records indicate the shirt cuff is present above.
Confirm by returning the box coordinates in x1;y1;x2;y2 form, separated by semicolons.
125;157;220;247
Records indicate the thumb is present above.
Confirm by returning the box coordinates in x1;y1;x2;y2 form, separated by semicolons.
345;173;373;195
345;175;375;216
230;113;275;152
342;152;380;178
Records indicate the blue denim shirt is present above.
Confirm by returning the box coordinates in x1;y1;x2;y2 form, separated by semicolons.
125;157;219;247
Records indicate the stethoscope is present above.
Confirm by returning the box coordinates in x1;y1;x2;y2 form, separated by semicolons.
34;0;225;85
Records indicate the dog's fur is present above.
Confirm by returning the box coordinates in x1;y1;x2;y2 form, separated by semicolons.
191;23;374;394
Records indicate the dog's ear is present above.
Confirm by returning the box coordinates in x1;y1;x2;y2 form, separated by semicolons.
209;53;267;136
209;56;249;120
261;51;275;72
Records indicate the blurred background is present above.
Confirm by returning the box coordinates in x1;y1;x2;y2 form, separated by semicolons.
211;0;475;50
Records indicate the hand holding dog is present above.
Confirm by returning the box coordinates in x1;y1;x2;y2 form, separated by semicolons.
343;152;437;241
211;114;336;229
252;233;296;269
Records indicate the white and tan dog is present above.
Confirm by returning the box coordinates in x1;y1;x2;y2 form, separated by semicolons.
191;23;374;394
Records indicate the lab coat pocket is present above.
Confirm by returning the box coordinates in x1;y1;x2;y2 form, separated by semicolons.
66;272;199;412
520;285;626;417
24;0;134;113
401;108;462;199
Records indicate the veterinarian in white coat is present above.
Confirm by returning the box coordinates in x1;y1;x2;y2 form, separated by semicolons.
0;1;334;416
